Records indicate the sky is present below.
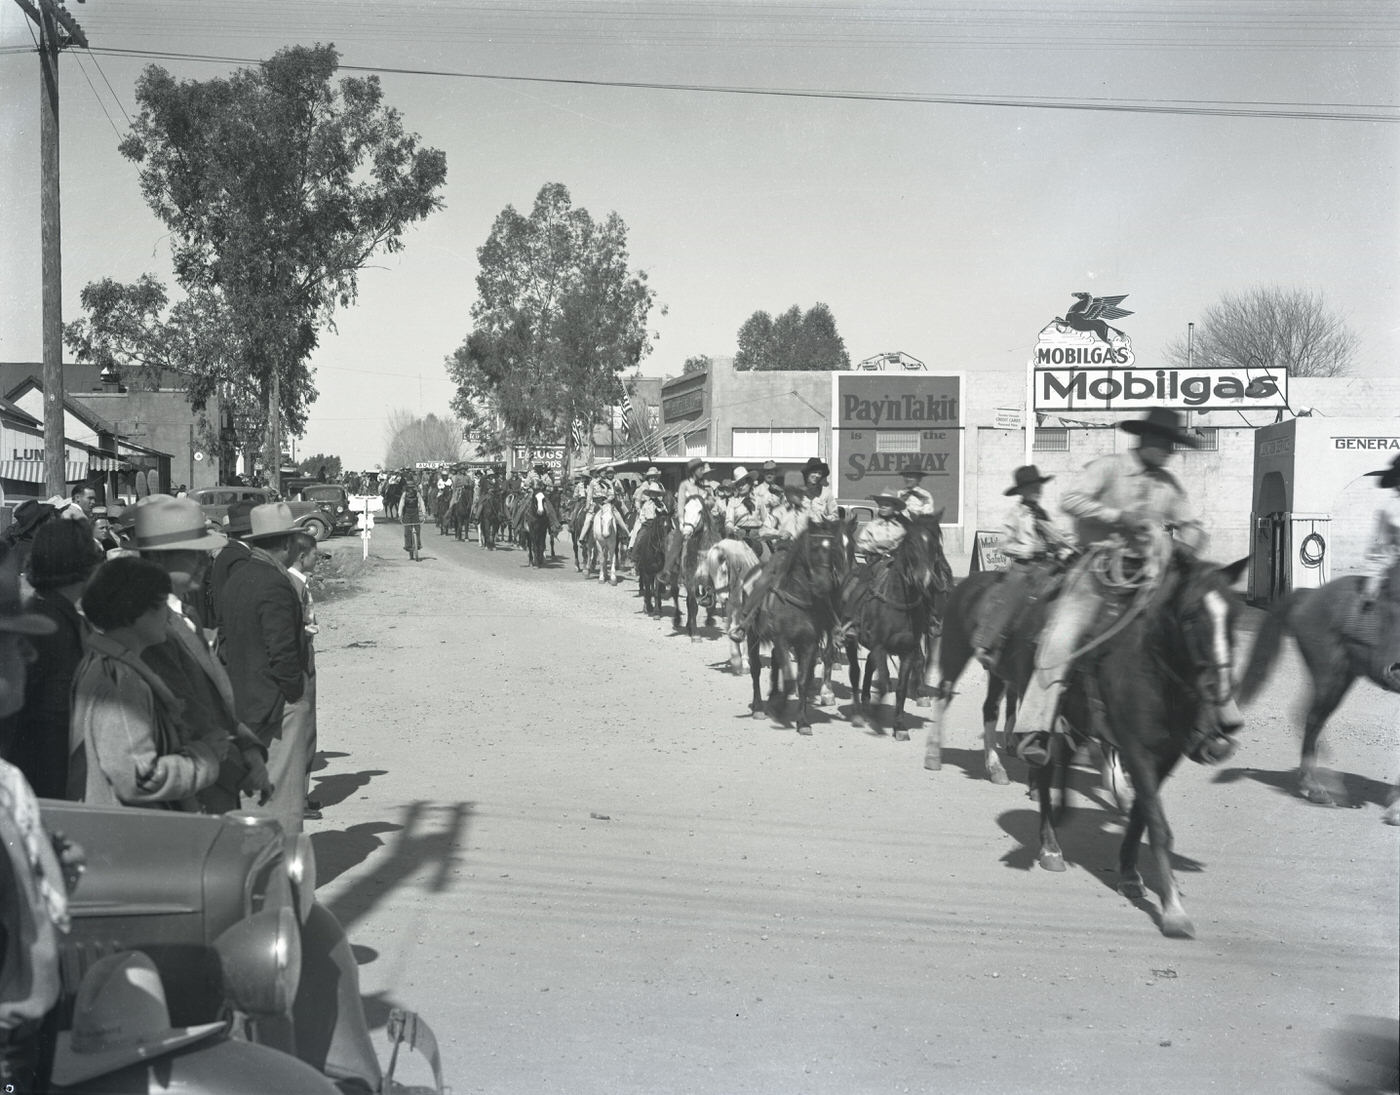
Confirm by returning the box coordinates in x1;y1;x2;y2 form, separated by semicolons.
2;0;1397;469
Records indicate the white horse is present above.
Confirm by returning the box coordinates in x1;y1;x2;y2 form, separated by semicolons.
593;504;620;585
702;538;761;670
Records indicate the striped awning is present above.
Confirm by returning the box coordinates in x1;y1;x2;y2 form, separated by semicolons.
88;455;131;472
0;460;93;483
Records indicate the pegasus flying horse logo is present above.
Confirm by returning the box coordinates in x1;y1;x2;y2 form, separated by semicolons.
1036;292;1136;366
1059;293;1132;345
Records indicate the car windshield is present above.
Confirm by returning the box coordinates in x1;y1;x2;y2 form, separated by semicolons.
303;486;344;501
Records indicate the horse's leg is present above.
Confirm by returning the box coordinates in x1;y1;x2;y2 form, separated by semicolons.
794;640;819;736
1119;755;1192;938
891;652;915;741
924;627;972;772
748;633;765;718
1298;672;1354;806
1383;779;1400;826
844;637;867;728
861;653;881;732
687;590;701;642
1036;733;1069;872
982;683;1012;786
767;639;788;723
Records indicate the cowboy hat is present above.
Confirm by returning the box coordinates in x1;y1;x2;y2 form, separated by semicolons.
780;471;806;493
1120;407;1199;449
643;466;662;478
872;493;906;510
731;465;750;488
0;548;55;635
898;466;926;480
642;484;665;496
243;502;300;542
761;460;778;473
801;456;830;478
685;457;711;476
50;952;225;1086
1365;453;1400;489
222;500;257;538
134;497;227;553
1004;464;1055;496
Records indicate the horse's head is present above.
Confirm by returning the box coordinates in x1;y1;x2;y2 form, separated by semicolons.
893;512;952;600
1162;552;1249;748
533;489;547;514
680;495;707;536
798;519;848;595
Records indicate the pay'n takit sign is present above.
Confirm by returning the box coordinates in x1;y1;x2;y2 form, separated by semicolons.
830;371;964;526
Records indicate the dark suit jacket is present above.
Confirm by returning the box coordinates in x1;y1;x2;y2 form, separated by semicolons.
203;540;252;631
0;592;85;798
220;553;307;732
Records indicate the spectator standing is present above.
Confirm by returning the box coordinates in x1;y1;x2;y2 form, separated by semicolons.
203;500;256;634
0;521;102;798
287;531;321;820
220;503;312;833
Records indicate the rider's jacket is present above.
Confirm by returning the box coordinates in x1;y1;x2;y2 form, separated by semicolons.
855;515;906;559
1002;498;1074;561
587;477;615;506
752;480;781;512
635;491;668;523
633;481;663;515
1364;494;1400;577
767;497;811;543
523;471;549;492
898;485;936;517
724;494;768;539
1060;450;1201;548
805;484;839;522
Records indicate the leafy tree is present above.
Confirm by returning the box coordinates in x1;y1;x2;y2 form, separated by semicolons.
67;44;447;490
1163;286;1357;378
681;354;713;375
734;302;850;371
447;183;660;466
383;410;463;469
297;453;342;480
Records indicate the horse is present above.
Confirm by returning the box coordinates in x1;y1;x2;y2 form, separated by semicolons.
450;482;474;541
382;479;403;521
569;499;597;574
1238;559;1400;822
524;489;552;568
841;514;952;741
593;503;620;585
661;496;725;640
476;488;502;550
729;520;848;735
1029;550;1249;938
702;538;762;671
433;484;453;535
634;517;674;617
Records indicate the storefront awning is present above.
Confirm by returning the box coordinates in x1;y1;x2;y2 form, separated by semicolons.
0;460;99;483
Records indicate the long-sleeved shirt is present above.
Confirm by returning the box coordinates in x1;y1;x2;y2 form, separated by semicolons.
752;481;781;512
1060;450;1201;547
766;498;811;542
1001;499;1074;561
588;478;616;505
724;494;768;538
1364;494;1400;576
898;485;936;517
856;515;906;558
805;484;839;522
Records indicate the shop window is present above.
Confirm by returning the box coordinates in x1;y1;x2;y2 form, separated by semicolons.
1033;428;1068;452
732;428;819;459
875;431;920;453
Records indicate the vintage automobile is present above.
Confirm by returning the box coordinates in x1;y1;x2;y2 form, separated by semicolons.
285;481;359;538
35;799;442;1093
188;486;335;542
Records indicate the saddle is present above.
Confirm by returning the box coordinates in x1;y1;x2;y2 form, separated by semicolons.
1341;581;1400;681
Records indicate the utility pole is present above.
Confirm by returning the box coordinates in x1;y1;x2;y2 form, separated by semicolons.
14;0;88;497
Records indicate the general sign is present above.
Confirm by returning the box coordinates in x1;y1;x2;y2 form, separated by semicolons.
830;372;964;525
1034;366;1288;412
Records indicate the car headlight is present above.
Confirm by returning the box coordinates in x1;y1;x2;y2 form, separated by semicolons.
213;905;301;1017
284;833;317;926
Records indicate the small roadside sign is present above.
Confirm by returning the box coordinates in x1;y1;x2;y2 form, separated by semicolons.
993;408;1023;431
969;529;1009;575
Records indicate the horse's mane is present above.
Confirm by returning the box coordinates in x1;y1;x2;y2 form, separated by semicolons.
680;501;722;581
702;538;759;592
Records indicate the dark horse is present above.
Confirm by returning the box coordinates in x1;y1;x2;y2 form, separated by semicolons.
634;516;673;617
524;489;553;568
841;514;953;741
450;482;474;541
731;520;848;735
476;487;502;550
659;496;723;640
1030;550;1249;938
1239;559;1400;822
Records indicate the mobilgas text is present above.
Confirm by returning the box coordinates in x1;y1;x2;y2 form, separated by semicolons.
1035;366;1287;411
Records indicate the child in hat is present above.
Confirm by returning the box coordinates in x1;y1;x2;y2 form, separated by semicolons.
897;467;936;516
854;494;908;562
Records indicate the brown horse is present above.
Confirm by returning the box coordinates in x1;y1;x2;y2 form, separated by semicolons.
841;514;953;741
1239;559;1400;822
659;496;724;639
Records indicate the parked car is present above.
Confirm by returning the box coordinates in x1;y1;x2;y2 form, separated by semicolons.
285;482;358;537
36;799;442;1093
188;486;334;541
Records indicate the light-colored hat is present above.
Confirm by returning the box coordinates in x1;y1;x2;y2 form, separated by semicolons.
50;952;224;1086
644;466;662;479
872;493;906;510
134;497;227;553
642;484;665;497
731;465;750;488
244;502;300;541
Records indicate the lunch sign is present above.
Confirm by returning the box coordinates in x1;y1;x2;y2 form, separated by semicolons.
1030;293;1288;412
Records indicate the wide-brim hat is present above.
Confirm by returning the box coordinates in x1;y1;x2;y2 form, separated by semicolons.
1365;454;1400;489
26;518;104;590
1120;407;1199;448
50;952;225;1086
685;457;710;476
731;465;750;487
644;466;662;479
222;500;257;537
532;463;547;472
872;493;906;510
243;503;300;541
1004;464;1055;496
642;485;665;496
780;472;806;493
802;456;830;478
761;460;778;473
134;497;227;553
899;466;926;480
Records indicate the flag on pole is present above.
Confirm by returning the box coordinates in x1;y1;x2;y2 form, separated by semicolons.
570;417;585;449
619;387;635;435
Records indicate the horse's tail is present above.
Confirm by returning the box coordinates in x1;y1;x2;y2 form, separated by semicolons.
1238;592;1298;705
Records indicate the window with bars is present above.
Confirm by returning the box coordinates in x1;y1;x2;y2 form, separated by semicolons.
731;428;820;459
1032;427;1068;452
1176;427;1218;452
875;431;920;453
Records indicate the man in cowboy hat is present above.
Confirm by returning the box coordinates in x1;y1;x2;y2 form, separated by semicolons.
626;466;670;555
801;456;839;522
752;460;782;511
723;466;769;552
1012;408;1206;766
729;473;812;640
1355;453;1400;618
970;465;1076;669
854;493;908;562
897;466;937;517
581;464;621;542
219;503;313;833
676;457;711;525
134;496;273;815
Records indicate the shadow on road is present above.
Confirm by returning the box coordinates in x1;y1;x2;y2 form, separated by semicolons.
1211;764;1393;809
312;768;390;808
312;821;404;887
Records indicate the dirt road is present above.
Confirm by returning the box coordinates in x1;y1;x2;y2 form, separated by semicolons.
310;523;1398;1095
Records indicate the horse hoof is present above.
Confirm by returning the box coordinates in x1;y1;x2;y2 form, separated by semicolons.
1118;879;1146;900
1301;785;1336;806
818;689;835;707
1160;912;1195;940
923;753;942;772
1382;806;1400;826
796;724;812;736
1038;851;1066;872
893;728;909;742
988;764;1011;786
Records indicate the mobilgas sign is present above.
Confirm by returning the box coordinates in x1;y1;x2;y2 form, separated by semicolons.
1034;366;1288;412
831;372;964;525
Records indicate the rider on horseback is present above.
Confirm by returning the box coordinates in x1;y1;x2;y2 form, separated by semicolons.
1359;454;1400;612
723;467;770;557
626;467;670;555
677;457;710;520
971;465;1076;669
1012;409;1207;766
802;457;839;522
854;494;907;562
581;466;621;541
896;467;937;517
729;473;811;640
752;460;781;512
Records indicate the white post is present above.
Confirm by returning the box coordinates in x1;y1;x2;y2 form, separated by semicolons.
1024;354;1035;466
356;496;375;560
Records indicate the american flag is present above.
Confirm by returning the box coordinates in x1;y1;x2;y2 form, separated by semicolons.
570;417;586;449
619;387;635;435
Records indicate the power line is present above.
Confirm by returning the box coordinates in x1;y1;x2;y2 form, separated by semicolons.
72;51;124;140
79;46;1399;122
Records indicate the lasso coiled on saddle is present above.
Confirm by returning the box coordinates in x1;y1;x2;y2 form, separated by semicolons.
1059;525;1175;665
